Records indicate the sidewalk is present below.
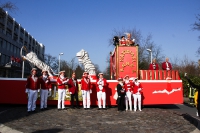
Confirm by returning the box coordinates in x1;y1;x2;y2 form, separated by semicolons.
0;102;200;133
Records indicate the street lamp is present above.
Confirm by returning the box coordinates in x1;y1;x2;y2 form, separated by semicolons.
146;49;152;64
58;53;64;73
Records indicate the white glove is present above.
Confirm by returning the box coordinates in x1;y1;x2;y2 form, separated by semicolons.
138;88;141;91
25;88;29;93
69;92;72;94
38;89;40;92
184;73;187;77
63;79;69;84
90;89;92;94
166;68;170;70
49;88;51;91
46;80;49;83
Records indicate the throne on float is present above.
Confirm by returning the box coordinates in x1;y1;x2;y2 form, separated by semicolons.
110;45;138;80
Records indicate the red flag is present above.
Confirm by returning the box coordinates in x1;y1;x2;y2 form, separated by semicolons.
11;56;15;61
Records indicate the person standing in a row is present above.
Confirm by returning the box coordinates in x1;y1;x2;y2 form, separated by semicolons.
124;75;133;111
96;73;107;110
68;72;80;109
132;77;143;112
81;72;92;110
57;70;68;110
39;70;52;110
25;68;40;113
117;77;125;112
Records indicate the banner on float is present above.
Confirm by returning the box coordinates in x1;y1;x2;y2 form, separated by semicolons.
37;83;83;101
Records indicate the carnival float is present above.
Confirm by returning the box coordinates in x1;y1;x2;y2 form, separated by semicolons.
0;35;183;106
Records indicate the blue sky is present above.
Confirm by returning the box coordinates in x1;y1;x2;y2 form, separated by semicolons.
6;0;200;71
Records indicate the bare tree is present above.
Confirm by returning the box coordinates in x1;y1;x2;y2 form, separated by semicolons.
109;28;165;70
75;64;84;79
0;1;18;11
67;57;77;77
192;13;200;56
44;54;58;73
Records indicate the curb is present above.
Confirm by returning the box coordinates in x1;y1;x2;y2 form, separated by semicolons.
181;114;200;133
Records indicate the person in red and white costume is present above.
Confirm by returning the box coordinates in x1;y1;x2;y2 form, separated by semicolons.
68;72;80;109
162;57;172;70
81;71;92;110
124;75;133;111
25;68;40;113
57;70;69;110
96;73;107;110
119;36;127;46
39;70;52;110
149;58;159;70
132;77;143;112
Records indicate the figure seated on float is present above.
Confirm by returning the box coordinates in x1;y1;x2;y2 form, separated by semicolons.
112;33;139;47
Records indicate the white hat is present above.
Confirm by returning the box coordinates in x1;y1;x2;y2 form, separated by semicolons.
133;77;138;81
124;75;129;79
98;73;104;76
118;77;123;81
31;68;37;72
41;70;48;73
83;71;89;75
59;70;65;74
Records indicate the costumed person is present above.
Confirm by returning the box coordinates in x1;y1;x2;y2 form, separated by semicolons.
132;77;143;112
68;72;80;109
81;71;92;110
39;70;52;110
119;36;127;46
25;68;40;113
96;73;107;110
124;75;133;111
185;73;200;117
162;57;172;70
113;36;119;46
149;58;159;70
126;33;135;46
57;70;69;110
117;77;125;112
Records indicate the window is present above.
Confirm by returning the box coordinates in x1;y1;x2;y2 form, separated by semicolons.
0;38;2;48
6;42;10;51
2;39;6;49
13;46;16;54
10;44;13;53
1;54;5;65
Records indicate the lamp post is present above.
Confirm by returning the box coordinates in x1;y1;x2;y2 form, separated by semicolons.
146;49;152;64
58;53;64;73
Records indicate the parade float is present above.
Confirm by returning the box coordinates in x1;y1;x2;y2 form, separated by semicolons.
0;44;183;106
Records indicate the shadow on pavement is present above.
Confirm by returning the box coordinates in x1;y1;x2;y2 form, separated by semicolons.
143;104;180;109
32;128;62;133
175;112;200;131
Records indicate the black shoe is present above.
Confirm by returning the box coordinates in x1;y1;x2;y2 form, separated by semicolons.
76;107;80;109
84;108;87;110
103;108;107;110
98;108;101;110
32;110;37;113
58;108;62;111
71;107;75;109
40;108;44;111
44;108;48;110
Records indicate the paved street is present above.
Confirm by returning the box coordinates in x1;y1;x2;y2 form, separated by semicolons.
0;103;200;133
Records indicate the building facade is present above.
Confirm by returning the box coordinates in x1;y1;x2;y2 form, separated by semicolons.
0;9;45;78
